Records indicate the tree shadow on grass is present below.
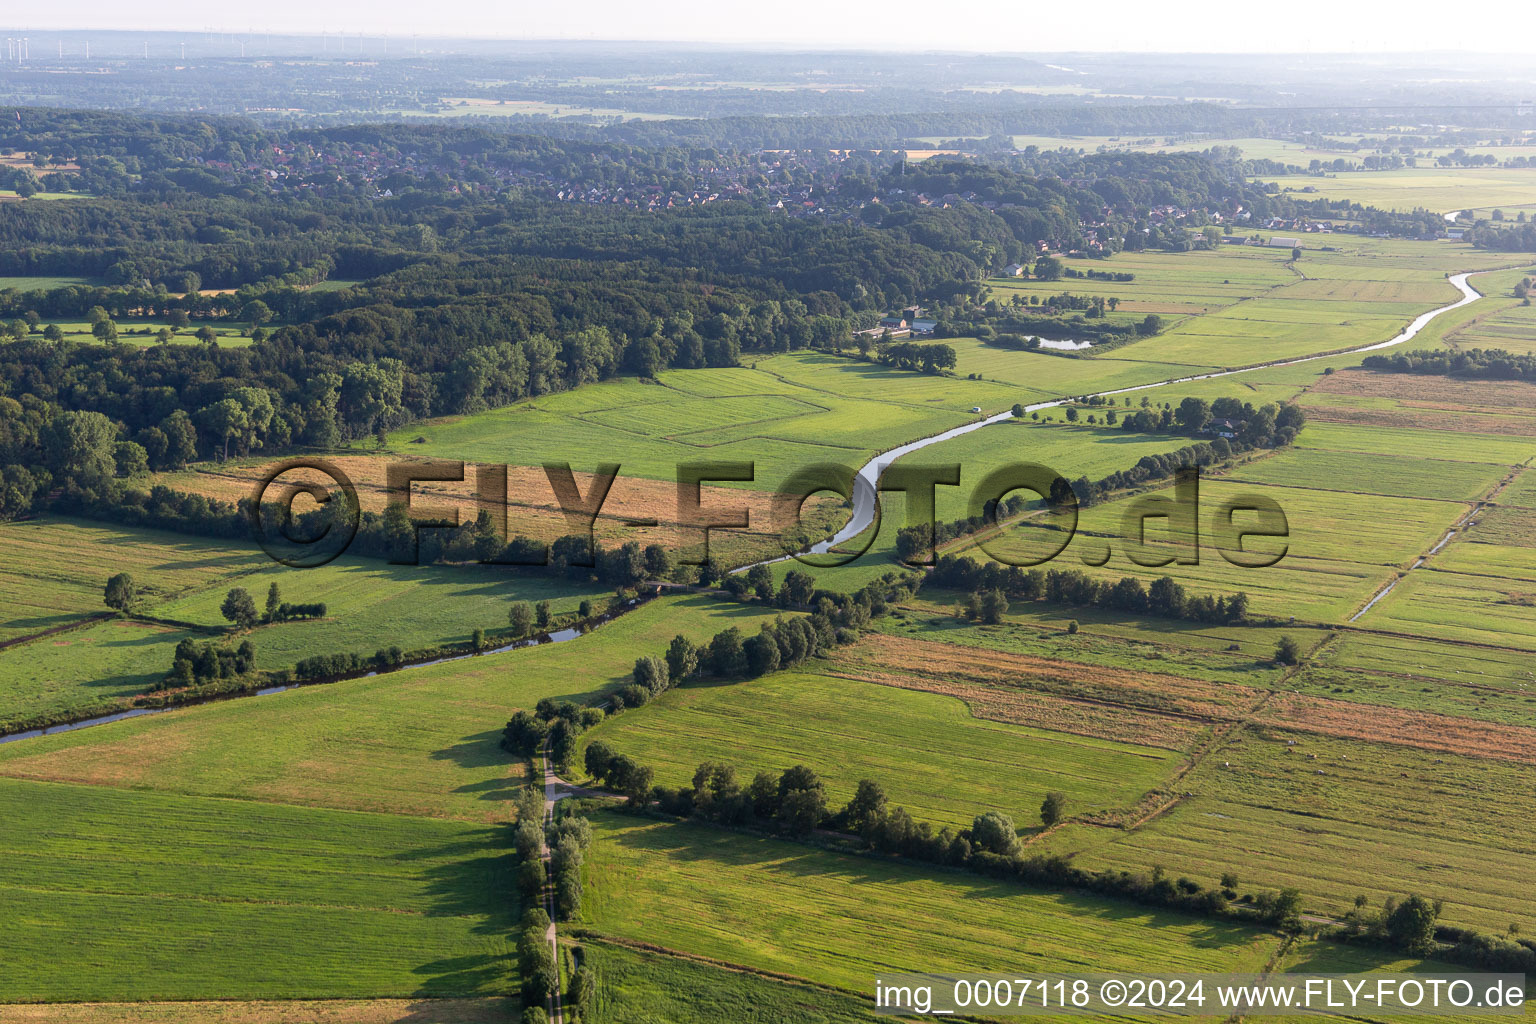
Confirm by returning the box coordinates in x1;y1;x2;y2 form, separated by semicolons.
394;997;520;1023
603;813;1275;954
410;953;515;998
430;731;524;805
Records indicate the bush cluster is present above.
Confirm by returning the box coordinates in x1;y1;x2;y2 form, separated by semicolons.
164;638;256;689
931;558;1249;625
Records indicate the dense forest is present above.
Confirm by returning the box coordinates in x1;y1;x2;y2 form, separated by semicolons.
0;106;1525;528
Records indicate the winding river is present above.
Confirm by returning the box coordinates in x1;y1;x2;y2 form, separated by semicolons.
807;271;1483;555
0;272;1487;744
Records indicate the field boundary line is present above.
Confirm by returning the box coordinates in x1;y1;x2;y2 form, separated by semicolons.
0;612;114;652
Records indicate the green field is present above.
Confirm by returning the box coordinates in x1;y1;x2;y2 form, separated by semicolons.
0;274;93;290
581;939;881;1024
0;517;610;731
984;478;1464;623
1298;631;1536;726
1263;167;1536;215
0;778;514;1002
389;353;1004;489
151;556;609;668
0;594;786;821
48;317;254;347
1216;447;1508;502
579;811;1282;993
577;667;1178;829
1043;727;1536;931
875;601;1321;689
0;517;266;644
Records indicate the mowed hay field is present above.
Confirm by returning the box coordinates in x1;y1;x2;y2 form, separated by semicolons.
150;556;610;669
578;939;883;1024
0;1000;516;1023
0;595;786;821
157;455;847;570
1043;726;1536;931
1297;631;1536;726
0;517;265;644
0;520;612;731
575;665;1179;830
385;353;1005;490
1299;369;1536;439
0;779;514;1002
579;811;1283;994
988;477;1464;623
1261;167;1536;214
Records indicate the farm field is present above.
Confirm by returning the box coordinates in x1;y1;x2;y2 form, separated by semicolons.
1353;565;1536;648
943;339;1197;397
0;517;266;644
578;811;1284;994
1299;369;1536;439
1297;631;1536;726
0;616;205;732
575;665;1179;829
156;455;848;570
986;478;1465;623
578;939;882;1024
1449;300;1536;355
1215;446;1509;502
150;555;610;668
907;417;1217;524
0;594;784;821
0;518;613;731
1293;421;1536;465
0;778;514;1002
1043;726;1536;931
0;1000;517;1023
386;354;997;490
1262;167;1536;214
0;274;93;290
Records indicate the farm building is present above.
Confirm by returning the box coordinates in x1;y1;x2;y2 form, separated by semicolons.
910;319;938;335
1202;417;1242;439
1002;263;1027;277
1268;236;1301;248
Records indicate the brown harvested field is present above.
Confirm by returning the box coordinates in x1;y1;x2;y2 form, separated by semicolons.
1303;403;1536;436
1309;369;1536;417
832;634;1265;724
0;1000;515;1023
827;665;1208;749
156;456;843;564
1256;691;1536;763
835;635;1536;763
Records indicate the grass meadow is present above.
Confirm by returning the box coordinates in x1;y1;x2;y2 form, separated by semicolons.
575;666;1178;829
0;778;515;1002
1042;726;1536;931
0;594;784;821
579;811;1283;994
0;517;265;643
580;939;881;1024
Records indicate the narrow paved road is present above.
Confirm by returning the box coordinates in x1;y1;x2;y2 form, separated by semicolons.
539;741;613;1024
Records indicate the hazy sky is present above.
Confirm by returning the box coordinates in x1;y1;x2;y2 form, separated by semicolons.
16;0;1532;53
